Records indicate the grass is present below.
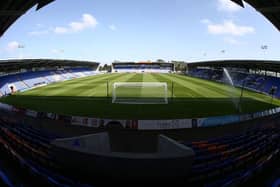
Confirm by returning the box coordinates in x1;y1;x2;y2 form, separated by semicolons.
0;73;279;119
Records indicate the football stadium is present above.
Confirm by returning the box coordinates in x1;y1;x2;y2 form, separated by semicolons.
0;1;280;187
2;62;279;119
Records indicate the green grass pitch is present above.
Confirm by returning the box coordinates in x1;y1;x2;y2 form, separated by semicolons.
1;73;279;119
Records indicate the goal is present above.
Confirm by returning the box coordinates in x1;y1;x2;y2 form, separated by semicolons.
112;82;168;104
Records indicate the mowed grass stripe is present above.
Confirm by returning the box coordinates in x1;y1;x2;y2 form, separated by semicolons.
171;74;238;98
45;73;124;88
174;74;280;105
41;73;114;88
15;73;135;100
140;73;165;98
125;73;144;82
74;74;138;97
56;73;127;94
132;73;144;98
154;73;196;97
78;73;136;97
108;73;143;97
1;73;279;119
19;73;111;95
20;73;125;97
170;74;232;98
155;73;204;98
149;73;173;97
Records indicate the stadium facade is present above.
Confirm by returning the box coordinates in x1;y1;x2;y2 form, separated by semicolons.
112;62;174;73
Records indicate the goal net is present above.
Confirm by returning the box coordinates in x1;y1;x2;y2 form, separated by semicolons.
112;82;168;104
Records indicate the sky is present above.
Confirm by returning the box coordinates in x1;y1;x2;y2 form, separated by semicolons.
0;0;280;64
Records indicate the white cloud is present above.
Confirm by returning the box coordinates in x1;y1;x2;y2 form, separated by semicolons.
217;0;242;12
6;41;20;52
202;19;255;36
109;24;117;31
54;14;98;34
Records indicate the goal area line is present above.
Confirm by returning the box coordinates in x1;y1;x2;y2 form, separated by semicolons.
112;82;168;104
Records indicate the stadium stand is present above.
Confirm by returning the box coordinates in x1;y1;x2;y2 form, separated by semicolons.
0;68;97;96
0;118;93;187
0;59;99;96
112;62;174;73
0;115;279;186
184;126;280;186
188;66;280;98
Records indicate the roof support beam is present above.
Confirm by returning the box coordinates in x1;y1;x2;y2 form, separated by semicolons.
36;0;55;10
230;0;245;7
258;6;280;13
0;10;26;16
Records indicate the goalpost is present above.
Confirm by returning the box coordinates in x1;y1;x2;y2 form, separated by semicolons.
112;82;168;104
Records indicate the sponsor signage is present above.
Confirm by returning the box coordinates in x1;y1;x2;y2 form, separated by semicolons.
138;119;192;130
1;102;280;130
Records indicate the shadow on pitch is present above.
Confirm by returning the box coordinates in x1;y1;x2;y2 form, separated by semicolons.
0;94;277;119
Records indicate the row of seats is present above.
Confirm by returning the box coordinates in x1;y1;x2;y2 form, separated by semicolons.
0;119;92;187
183;126;280;186
0;164;13;187
188;69;280;98
1;117;279;186
0;68;97;96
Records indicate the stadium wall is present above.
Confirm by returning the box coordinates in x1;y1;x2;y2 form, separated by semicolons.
0;101;279;132
1;102;279;145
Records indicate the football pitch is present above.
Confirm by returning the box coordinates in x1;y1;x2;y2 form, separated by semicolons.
1;73;280;119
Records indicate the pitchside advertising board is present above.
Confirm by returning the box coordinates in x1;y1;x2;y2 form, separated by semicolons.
68;108;279;129
71;117;138;129
137;119;193;130
66;107;280;129
71;116;100;128
1;102;280;130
